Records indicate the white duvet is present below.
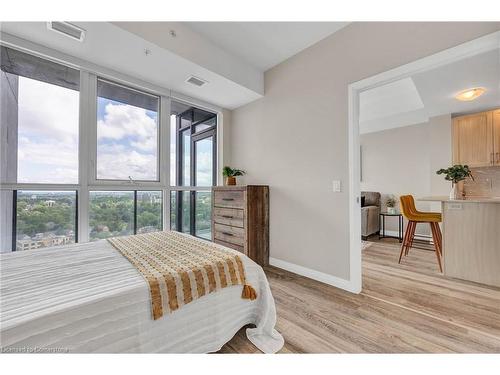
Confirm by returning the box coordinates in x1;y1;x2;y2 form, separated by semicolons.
0;237;284;353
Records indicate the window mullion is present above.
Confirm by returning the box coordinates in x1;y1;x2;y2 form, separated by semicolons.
77;70;95;243
160;96;171;231
11;190;17;251
133;190;138;235
190;124;196;236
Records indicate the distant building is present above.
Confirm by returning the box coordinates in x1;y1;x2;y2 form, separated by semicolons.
16;232;73;251
45;200;56;207
96;225;110;232
137;226;158;234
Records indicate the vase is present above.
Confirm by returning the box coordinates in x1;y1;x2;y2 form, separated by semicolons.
449;181;464;200
226;176;236;186
387;207;396;214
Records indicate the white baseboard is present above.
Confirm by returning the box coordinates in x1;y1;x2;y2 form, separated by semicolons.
269;257;360;294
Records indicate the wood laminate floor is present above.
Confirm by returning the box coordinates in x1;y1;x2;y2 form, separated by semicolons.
219;241;500;353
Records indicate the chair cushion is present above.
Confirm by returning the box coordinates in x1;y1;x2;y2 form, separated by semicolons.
361;192;381;207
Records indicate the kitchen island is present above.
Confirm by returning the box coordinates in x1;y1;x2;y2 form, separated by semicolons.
419;197;500;287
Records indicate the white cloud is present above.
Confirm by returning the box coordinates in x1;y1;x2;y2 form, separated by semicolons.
97;149;157;180
96;102;159;180
17;77;79;183
195;151;213;186
98;102;157;151
18;77;79;143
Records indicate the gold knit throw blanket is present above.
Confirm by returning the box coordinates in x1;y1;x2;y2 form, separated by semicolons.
108;231;257;320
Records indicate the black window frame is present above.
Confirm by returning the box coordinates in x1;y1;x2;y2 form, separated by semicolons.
172;107;217;238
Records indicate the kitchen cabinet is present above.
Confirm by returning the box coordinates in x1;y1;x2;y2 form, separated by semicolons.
452;110;497;167
494;109;500;165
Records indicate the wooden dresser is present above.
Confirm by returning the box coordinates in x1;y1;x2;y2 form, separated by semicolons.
212;185;269;266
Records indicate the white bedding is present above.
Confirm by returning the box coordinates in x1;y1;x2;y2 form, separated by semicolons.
0;237;284;353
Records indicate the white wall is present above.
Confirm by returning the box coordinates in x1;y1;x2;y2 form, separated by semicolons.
229;22;499;284
360;115;452;236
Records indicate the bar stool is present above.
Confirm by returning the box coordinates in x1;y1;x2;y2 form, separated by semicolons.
398;195;443;272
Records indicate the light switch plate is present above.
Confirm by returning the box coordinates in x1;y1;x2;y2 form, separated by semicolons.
332;180;341;192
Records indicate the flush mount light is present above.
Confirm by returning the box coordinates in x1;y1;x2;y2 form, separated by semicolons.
455;87;486;101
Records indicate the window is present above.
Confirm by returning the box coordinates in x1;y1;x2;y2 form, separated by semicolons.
169;191;177;231
1;46;80;184
88;190;162;241
194;136;214;186
137;191;162;233
89;191;134;240
14;191;77;251
1;44;220;252
195;192;212;240
170;101;217;238
96;79;159;181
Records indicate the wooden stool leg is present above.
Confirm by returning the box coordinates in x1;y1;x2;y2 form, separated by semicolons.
431;222;443;257
430;222;443;273
435;223;443;256
399;221;414;263
399;221;412;263
406;221;417;256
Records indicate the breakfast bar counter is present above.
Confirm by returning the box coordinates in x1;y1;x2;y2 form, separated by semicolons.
419;196;500;287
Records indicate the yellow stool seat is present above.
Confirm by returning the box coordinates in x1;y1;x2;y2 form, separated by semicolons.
400;195;442;222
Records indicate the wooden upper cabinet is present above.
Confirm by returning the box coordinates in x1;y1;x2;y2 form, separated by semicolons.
494;109;500;166
452;110;495;167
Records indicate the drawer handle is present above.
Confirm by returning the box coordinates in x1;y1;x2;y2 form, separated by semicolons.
221;215;234;219
222;232;234;236
222;198;234;201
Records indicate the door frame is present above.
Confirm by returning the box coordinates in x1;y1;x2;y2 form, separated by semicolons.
347;31;500;293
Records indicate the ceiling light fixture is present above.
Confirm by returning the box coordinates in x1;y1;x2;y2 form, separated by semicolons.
455;87;486;101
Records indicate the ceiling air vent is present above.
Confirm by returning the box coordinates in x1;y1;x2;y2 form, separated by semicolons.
47;22;86;42
186;76;208;87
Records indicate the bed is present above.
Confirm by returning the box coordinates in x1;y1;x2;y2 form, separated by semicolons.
0;232;284;353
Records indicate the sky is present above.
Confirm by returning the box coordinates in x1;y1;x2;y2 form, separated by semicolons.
17;76;214;186
17;77;79;184
96;96;158;181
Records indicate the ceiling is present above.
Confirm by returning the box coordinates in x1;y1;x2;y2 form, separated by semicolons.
360;48;500;134
185;22;349;71
1;22;349;110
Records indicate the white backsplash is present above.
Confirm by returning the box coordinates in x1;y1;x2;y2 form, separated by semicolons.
464;167;500;197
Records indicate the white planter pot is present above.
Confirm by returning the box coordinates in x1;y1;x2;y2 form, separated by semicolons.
449;181;464;200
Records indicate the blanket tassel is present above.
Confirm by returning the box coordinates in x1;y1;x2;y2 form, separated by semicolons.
242;284;257;300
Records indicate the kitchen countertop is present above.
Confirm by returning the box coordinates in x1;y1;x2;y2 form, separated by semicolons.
419;196;500;203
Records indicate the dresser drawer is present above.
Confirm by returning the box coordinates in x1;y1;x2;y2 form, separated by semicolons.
214;223;245;246
213;207;244;228
214;239;245;254
214;189;245;209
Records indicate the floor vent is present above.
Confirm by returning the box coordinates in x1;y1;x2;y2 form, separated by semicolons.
186;76;208;87
47;22;86;42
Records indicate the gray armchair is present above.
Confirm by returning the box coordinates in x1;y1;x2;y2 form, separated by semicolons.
361;191;381;240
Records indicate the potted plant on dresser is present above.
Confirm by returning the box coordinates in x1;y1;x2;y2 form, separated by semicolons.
436;164;474;200
222;166;246;186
